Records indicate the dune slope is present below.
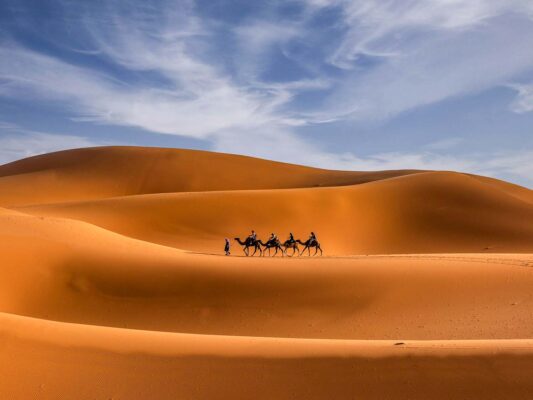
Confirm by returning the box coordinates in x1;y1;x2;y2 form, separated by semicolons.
1;209;532;339
3;313;533;400
18;170;533;254
0;146;419;206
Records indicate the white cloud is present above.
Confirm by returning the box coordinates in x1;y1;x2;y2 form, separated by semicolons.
320;12;533;122
0;44;274;139
0;1;311;140
0;123;103;165
2;0;533;131
288;0;533;124
310;0;533;69
508;82;533;113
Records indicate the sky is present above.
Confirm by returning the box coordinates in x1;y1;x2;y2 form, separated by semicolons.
0;0;532;187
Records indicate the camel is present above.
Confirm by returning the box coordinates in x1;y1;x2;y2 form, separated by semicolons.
296;238;323;256
258;238;284;257
234;237;262;256
282;239;299;257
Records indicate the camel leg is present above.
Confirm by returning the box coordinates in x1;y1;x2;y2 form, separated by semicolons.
313;246;318;256
318;245;323;256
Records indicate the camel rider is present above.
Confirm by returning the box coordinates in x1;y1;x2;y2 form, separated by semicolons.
309;231;317;245
245;230;256;245
269;232;278;244
288;232;295;244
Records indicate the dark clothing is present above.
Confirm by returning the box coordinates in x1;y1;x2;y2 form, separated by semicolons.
224;239;230;255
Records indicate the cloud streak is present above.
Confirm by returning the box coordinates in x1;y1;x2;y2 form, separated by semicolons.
0;122;104;164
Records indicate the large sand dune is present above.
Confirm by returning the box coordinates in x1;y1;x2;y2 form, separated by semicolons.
16;170;533;254
1;147;532;399
0;146;419;206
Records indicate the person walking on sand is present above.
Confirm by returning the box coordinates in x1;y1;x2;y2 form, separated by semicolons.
224;238;231;256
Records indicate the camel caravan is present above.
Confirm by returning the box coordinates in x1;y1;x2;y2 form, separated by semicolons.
231;231;323;257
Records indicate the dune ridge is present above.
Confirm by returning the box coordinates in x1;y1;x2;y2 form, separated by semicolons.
0;147;532;399
0;146;421;207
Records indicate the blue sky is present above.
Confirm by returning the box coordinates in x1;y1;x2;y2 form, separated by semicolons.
0;0;532;187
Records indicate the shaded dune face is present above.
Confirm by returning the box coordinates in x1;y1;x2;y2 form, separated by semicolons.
0;147;533;399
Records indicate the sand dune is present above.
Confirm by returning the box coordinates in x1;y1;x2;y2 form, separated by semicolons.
0;146;419;207
3;312;533;400
0;147;532;399
17;170;533;254
1;209;533;339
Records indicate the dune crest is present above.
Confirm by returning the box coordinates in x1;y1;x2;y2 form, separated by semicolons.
0;146;420;206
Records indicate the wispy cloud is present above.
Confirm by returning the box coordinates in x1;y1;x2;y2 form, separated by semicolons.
306;1;533;122
0;1;311;139
508;82;533;113
2;1;533;130
0;0;532;186
0;122;104;165
317;0;533;69
213;122;533;187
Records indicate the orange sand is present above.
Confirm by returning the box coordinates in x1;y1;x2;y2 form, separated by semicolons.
0;147;532;399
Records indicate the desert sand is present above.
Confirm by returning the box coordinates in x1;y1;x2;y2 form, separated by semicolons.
0;146;532;399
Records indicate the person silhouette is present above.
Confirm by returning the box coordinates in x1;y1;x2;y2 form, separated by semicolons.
224;238;231;256
288;232;295;243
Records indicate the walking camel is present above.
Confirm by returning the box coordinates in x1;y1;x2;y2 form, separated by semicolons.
282;239;299;256
296;238;323;256
258;238;284;257
234;237;262;256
